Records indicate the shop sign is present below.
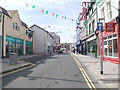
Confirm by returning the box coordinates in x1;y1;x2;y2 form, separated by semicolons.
6;35;15;42
105;22;115;32
26;41;32;45
16;38;23;44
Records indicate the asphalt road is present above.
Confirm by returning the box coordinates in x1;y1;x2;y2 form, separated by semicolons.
2;53;90;88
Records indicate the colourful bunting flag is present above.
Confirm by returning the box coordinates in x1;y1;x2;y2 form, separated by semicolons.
95;0;104;5
56;14;58;18
52;13;55;16
64;17;67;19
62;16;64;19
72;19;74;22
46;11;49;14
32;5;36;8
42;9;44;13
26;3;29;7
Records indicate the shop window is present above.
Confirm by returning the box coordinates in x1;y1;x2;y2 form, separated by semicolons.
113;39;118;57
113;34;117;37
104;34;118;57
108;40;112;56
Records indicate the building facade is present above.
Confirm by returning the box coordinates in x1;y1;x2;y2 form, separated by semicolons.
97;0;120;64
30;24;53;55
49;32;60;53
77;0;120;64
0;7;33;57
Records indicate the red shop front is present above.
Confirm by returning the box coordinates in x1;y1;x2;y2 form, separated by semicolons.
98;19;120;64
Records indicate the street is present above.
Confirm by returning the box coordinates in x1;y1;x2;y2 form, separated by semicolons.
2;53;96;88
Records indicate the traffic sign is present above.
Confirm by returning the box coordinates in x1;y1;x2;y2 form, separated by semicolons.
97;22;104;31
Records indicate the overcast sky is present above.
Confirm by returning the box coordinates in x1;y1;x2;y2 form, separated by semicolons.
0;0;90;43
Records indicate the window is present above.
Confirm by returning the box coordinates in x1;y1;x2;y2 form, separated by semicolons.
104;41;108;56
89;23;91;35
107;2;112;20
113;39;118;57
14;23;20;31
104;34;118;57
92;20;95;31
13;23;14;29
108;40;112;56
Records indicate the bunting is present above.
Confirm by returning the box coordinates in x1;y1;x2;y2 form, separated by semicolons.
25;3;79;23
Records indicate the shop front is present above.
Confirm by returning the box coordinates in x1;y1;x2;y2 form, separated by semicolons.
0;36;2;57
102;20;119;64
26;41;33;55
87;35;97;58
76;40;81;54
6;35;24;57
81;40;87;55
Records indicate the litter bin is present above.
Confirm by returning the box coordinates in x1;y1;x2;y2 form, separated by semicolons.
9;53;18;65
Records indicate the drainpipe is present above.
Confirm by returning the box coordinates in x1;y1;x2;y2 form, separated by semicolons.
2;14;5;57
118;0;120;62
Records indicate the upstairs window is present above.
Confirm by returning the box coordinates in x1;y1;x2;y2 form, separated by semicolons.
107;2;112;20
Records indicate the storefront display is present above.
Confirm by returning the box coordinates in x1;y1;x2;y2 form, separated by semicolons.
26;41;33;55
6;35;24;57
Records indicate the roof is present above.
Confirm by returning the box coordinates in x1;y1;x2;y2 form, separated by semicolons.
30;24;54;39
0;6;11;18
21;21;28;28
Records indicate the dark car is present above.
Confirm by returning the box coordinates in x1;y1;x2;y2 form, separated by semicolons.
58;50;63;54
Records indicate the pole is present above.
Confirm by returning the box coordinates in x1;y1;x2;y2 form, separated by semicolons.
100;31;103;74
2;14;4;57
98;19;104;74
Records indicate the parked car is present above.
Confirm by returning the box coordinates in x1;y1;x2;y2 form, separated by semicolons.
58;50;63;54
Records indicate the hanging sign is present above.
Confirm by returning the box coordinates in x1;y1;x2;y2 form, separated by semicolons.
105;22;115;32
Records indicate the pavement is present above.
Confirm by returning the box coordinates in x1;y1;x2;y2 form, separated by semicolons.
72;53;120;89
0;54;37;74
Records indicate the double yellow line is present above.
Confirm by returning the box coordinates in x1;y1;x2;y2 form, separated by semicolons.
0;63;36;77
70;53;96;90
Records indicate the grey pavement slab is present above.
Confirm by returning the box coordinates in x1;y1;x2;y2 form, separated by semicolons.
0;54;37;73
73;53;119;88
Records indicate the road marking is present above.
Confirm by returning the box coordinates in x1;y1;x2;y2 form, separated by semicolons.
70;53;96;90
0;63;36;77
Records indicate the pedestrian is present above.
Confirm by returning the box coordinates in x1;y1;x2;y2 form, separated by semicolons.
73;48;75;54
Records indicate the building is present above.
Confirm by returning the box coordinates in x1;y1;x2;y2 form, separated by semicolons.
60;43;71;51
97;0;120;64
86;0;98;58
77;0;120;64
0;7;33;57
30;24;54;55
49;32;60;53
